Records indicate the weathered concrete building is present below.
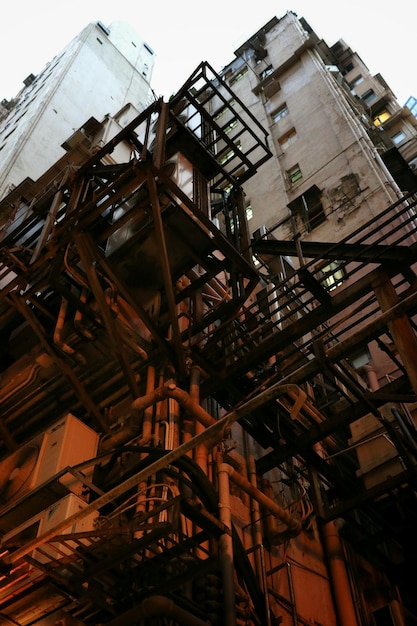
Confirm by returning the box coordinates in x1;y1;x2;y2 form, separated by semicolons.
213;13;417;242
0;12;416;626
0;21;155;199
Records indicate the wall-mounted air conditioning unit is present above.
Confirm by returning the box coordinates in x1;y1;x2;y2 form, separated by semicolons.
0;414;99;532
1;492;97;569
350;403;404;489
36;413;99;494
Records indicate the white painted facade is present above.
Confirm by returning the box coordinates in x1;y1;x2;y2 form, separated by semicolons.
0;21;155;199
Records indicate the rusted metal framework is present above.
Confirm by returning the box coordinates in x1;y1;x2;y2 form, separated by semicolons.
0;63;417;624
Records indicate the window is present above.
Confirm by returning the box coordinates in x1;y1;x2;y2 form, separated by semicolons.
278;128;297;150
362;89;377;105
219;141;241;165
273;104;289;122
341;62;354;74
223;119;239;134
230;66;248;85
3;127;16;141
213;99;235;120
373;109;391;126
259;65;274;81
228;205;252;234
287;164;303;185
144;42;155;55
349;75;364;88
318;261;345;291
391;130;406;145
288;185;326;231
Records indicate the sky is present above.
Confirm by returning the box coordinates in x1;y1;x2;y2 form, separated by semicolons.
1;1;415;106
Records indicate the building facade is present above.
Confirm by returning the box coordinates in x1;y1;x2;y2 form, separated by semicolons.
212;12;417;243
405;95;417;118
0;12;416;626
0;20;155;199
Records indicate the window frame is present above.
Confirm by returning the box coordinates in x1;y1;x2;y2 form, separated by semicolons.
287;164;303;185
278;127;297;150
272;104;289;123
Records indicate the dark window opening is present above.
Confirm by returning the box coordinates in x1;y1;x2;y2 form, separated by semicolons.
288;185;326;232
341;62;354;74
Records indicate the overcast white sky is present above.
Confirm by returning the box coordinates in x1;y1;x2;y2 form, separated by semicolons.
1;1;415;105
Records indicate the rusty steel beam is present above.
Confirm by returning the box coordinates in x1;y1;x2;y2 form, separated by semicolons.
0;383;307;566
75;233;141;398
146;166;187;377
373;270;417;397
7;292;108;433
83;233;176;361
252;238;414;264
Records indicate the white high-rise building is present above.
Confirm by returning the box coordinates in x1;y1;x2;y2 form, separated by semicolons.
0;20;155;199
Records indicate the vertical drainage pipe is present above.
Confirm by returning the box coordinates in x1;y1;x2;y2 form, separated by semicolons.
322;521;359;626
364;364;379;392
136;365;157;529
248;455;264;575
53;297;85;363
373;271;417;396
248;455;271;626
217;458;237;626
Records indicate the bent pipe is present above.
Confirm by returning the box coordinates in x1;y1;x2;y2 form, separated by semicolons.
132;385;303;540
221;463;302;542
131;382;216;428
4;382;301;567
98;447;269;625
102;595;210;626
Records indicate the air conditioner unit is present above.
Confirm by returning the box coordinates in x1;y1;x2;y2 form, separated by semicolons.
350;404;404;489
1;493;97;569
36;413;99;494
252;224;268;240
0;431;48;507
61;129;91;151
0;414;99;510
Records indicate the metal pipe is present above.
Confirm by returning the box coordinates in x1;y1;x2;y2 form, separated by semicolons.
132;382;215;429
2;382;305;565
222;464;302;541
248;455;263;574
183;366;199;454
30;189;63;264
132;381;308;434
248;456;271;626
322;521;359;626
364;364;379;391
286;562;298;626
373;271;417;396
142;365;156;442
74;287;94;340
136;365;157;523
53;297;86;363
101;594;210;626
193;377;210;474
146;167;186;377
217;459;237;626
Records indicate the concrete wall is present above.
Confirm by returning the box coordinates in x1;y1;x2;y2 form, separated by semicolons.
0;21;154;199
215;12;404;244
